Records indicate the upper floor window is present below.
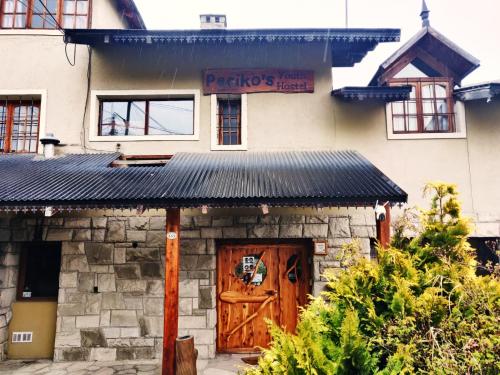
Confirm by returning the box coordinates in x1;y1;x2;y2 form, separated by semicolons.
0;99;40;153
98;99;195;137
0;0;90;29
217;97;242;146
388;78;455;134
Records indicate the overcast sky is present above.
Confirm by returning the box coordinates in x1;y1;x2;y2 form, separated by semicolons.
134;0;500;88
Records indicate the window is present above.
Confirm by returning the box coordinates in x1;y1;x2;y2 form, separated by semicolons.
98;98;195;137
217;97;241;146
211;94;247;150
0;99;40;153
0;0;90;29
389;78;455;134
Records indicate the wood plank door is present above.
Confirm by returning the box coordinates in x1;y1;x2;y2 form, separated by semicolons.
217;242;310;353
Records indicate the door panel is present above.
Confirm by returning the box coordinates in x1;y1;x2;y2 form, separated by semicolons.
217;242;310;353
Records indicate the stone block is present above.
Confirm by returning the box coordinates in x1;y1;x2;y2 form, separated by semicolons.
200;228;222;239
55;330;81;347
258;215;280;224
144;298;163;316
0;288;16;308
189;329;215;345
306;215;329;224
222;227;247;238
90;348;117;361
85;294;102;315
90;265;109;273
199;286;216;309
1;253;19;267
150;217;166;230
279;224;303;238
76;315;100;328
126;248;159;262
351;226;375;238
46;229;73;241
248;225;279;238
207;309;217;329
237;216;258;224
59;272;78;288
329;218;351;238
77;273;95;292
181;255;198;271
124;297;143;310
92;229;106;242
61;242;85;255
143;316;163;336
59;348;90;361
146;280;163;296
179;279;198;298
146;231;165;247
114;248;126;264
111;310;138;327
181;239;206;255
61;317;76;332
92;217;107;229
102;293;126;310
85;243;114;265
127;230;147;242
280;215;305;224
128;217;149;230
207;240;216;255
349;213;367;226
105;221;126;242
193;216;211;227
179;316;206;329
140;262;162;278
107;337;155;347
61;255;89;272
180;230;201;239
197;255;215;270
12;228;33;241
101;327;120;339
303;224;328;238
116;279;147;293
100;310;110;327
81;328;107;348
212;216;233;226
328;238;353;248
312;282;328;297
179;298;192;316
73;229;91;241
115;265;140;279
119;327;141;338
116;347;154;360
65;218;91;229
188;270;209;279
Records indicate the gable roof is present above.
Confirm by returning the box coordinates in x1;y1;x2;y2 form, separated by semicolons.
369;26;480;86
0;151;407;211
114;0;146;29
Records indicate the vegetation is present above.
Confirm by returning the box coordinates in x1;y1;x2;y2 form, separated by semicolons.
246;183;500;374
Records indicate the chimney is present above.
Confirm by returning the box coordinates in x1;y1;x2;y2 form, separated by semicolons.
40;133;60;158
200;14;227;29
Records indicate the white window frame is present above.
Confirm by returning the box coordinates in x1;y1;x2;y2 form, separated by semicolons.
89;89;200;142
210;93;248;151
385;100;467;140
0;89;47;155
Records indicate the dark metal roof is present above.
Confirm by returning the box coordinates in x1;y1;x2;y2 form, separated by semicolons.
454;82;500;101
0;151;406;211
114;0;146;30
63;28;400;67
332;86;412;102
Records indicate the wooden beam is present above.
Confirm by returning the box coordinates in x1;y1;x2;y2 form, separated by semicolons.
376;204;391;248
163;208;181;375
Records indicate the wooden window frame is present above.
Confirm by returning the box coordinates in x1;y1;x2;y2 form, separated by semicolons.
0;99;40;153
0;0;91;29
216;97;242;146
389;78;455;134
98;98;196;137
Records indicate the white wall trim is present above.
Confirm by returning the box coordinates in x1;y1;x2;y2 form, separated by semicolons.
89;89;200;142
385;100;467;140
210;94;248;151
0;30;61;36
0;89;48;154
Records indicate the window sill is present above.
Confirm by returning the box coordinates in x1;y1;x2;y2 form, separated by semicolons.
0;29;62;36
387;131;466;140
90;135;199;142
211;144;248;151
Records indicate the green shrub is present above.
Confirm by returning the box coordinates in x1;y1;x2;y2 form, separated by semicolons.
246;183;500;375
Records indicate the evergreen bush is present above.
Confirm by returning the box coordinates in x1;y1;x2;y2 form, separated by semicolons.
246;183;499;375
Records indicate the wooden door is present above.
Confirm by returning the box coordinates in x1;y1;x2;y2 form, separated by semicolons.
217;242;310;353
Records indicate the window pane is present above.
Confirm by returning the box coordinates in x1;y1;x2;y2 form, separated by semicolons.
64;0;76;13
15;1;26;12
100;101;146;136
14;14;26;27
434;84;447;98
436;99;447;114
422;84;434;99
392;101;404;115
47;0;58;12
217;98;242;145
406;100;417;115
409;86;416;99
31;15;44;28
75;15;87;28
76;0;89;13
423;116;436;131
438;116;449;131
408;116;418;132
393;116;405;132
148;100;194;135
11;103;39;153
1;15;13;27
62;15;74;28
4;0;14;13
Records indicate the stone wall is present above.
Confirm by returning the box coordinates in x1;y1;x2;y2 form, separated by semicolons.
0;210;376;363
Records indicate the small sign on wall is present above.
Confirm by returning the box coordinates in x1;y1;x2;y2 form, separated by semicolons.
203;69;314;94
313;240;328;256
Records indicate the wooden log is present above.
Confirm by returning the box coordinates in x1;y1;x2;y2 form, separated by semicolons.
376;204;391;248
175;335;198;375
219;291;276;304
162;208;181;375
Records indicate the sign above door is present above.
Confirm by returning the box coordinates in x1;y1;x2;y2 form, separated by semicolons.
203;69;314;94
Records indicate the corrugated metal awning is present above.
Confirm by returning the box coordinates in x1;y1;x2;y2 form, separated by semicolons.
0;151;406;211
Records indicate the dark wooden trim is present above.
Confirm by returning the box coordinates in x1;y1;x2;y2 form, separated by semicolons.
376;205;391;248
163;208;180;375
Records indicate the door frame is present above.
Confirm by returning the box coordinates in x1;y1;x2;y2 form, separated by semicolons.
215;239;312;354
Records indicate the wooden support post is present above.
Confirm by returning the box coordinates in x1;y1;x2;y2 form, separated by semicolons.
376;204;391;248
163;208;180;375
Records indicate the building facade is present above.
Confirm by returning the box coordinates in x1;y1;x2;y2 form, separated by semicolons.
0;0;497;370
